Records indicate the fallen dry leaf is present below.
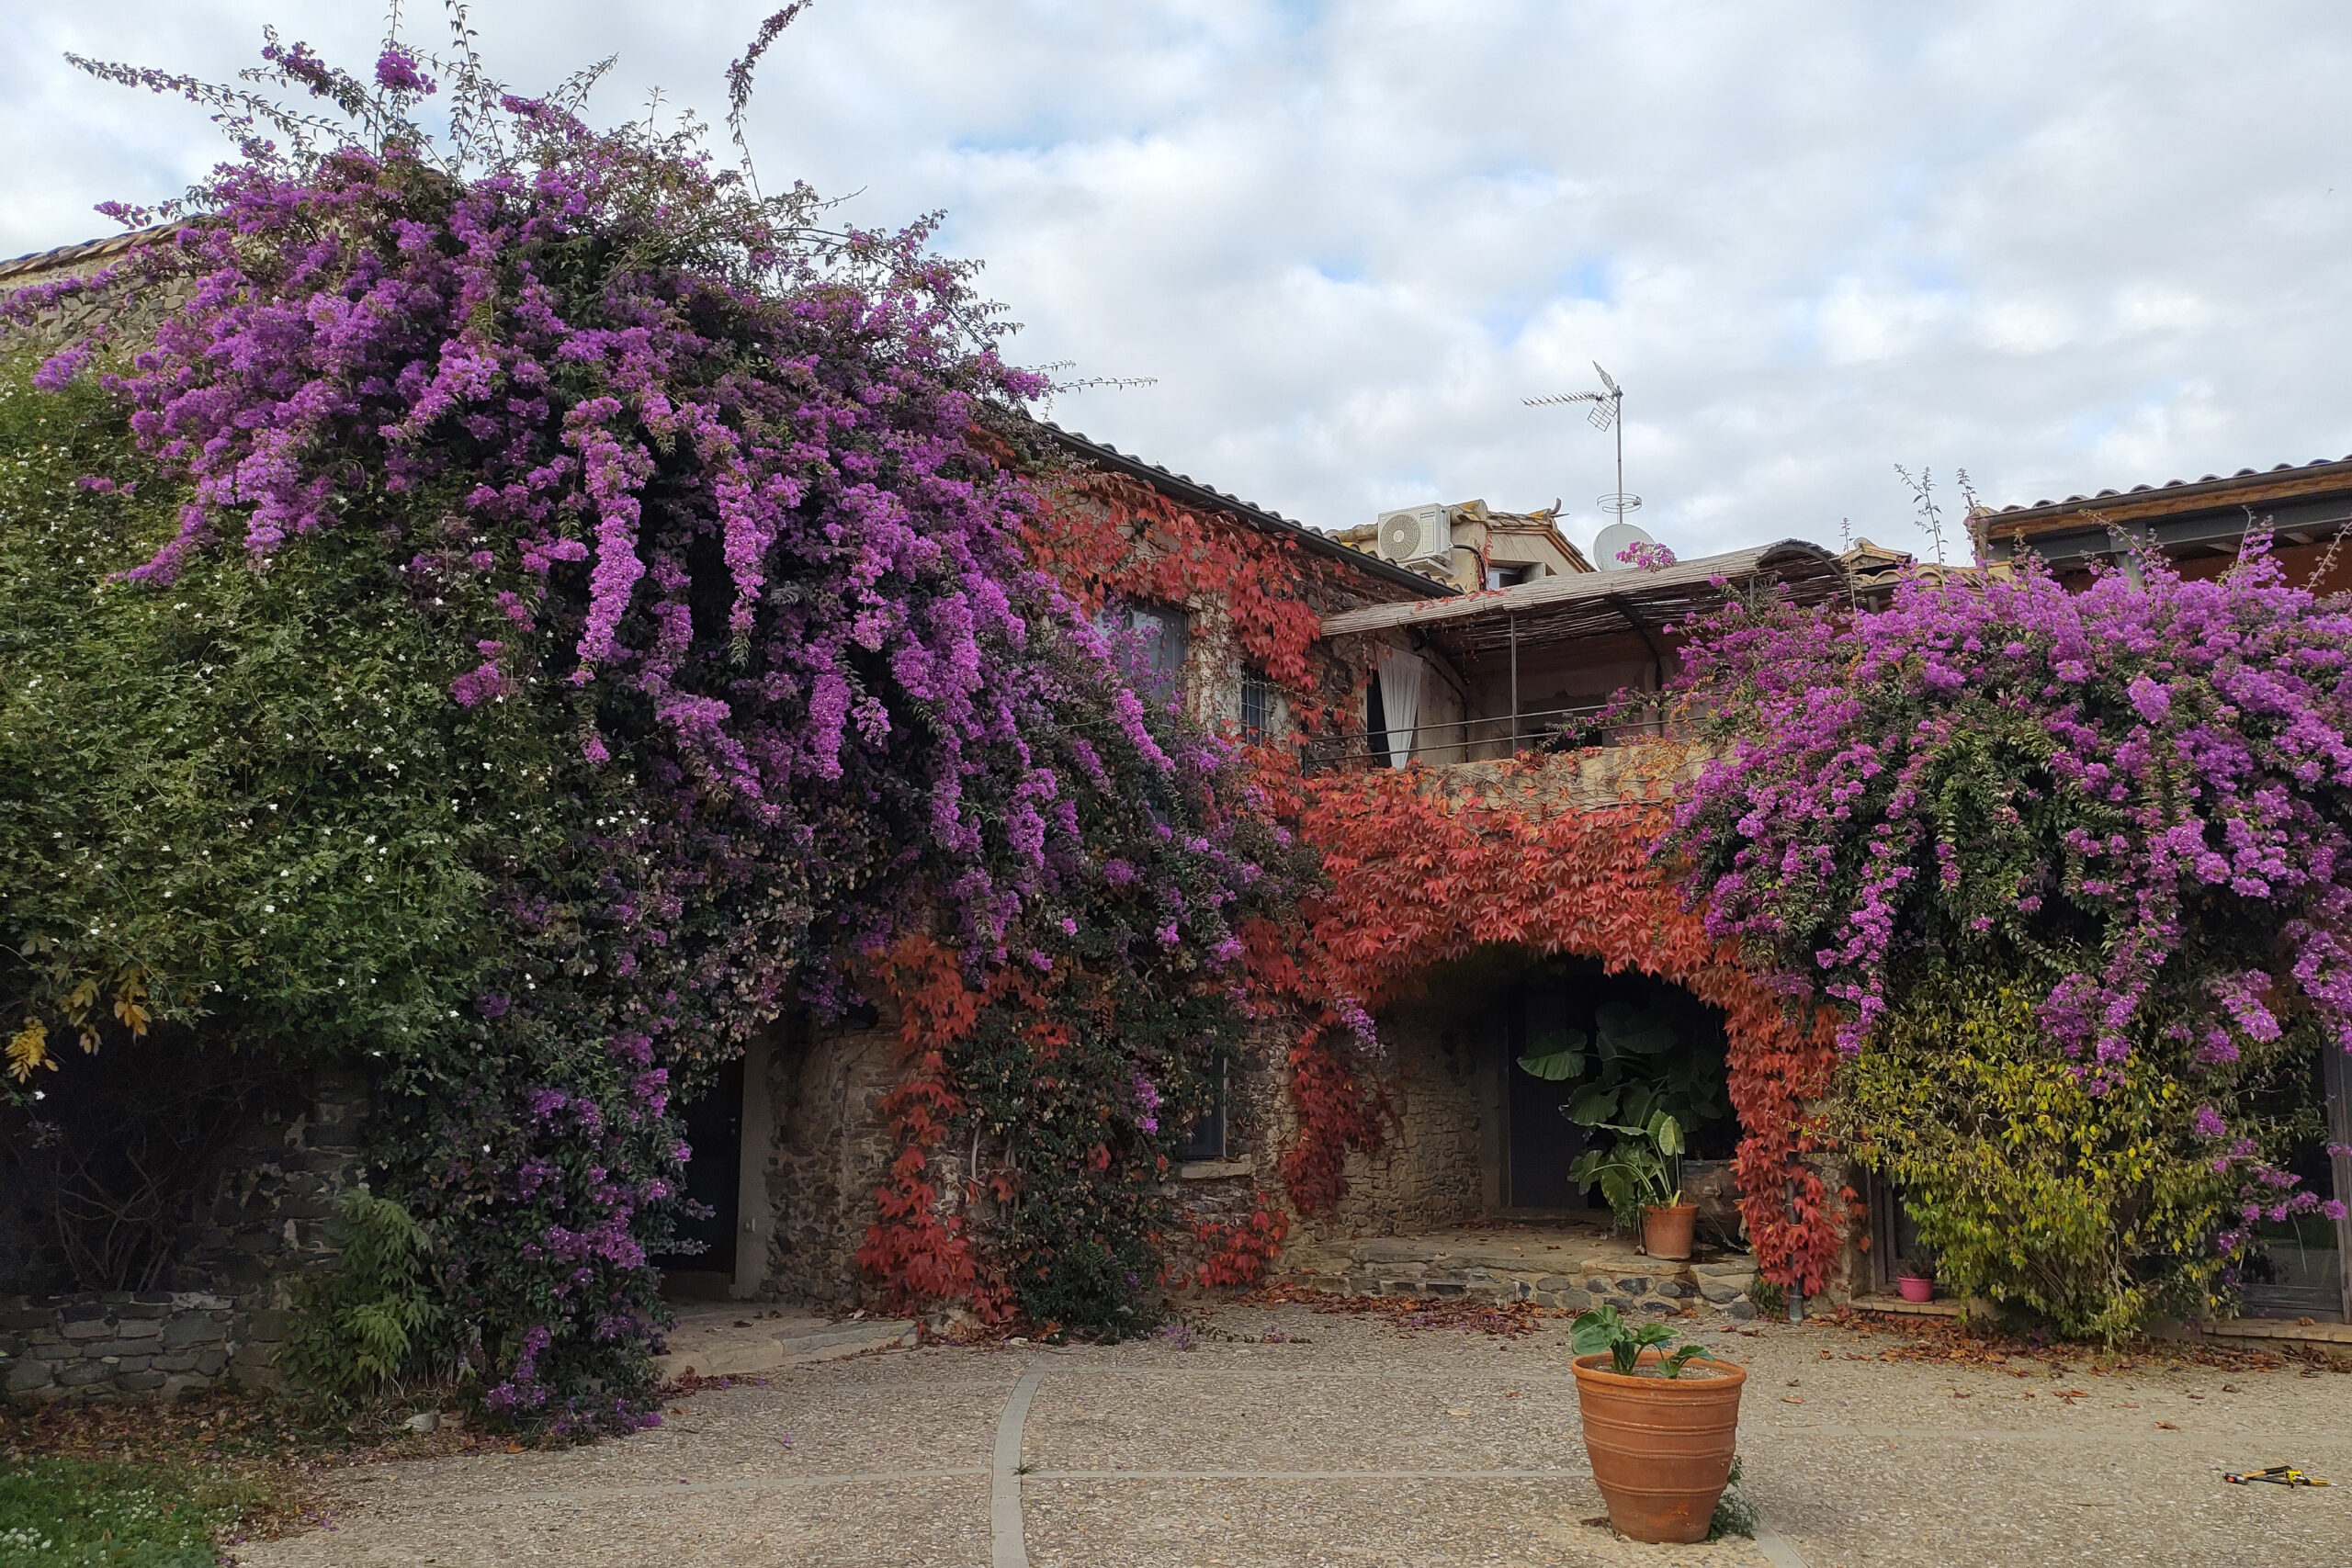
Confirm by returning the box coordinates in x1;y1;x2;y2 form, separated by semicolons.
1246;1283;1561;1338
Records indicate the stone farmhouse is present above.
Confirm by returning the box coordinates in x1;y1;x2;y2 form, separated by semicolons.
4;224;2346;1405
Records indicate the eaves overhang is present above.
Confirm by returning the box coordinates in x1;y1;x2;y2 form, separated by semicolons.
1035;422;1456;601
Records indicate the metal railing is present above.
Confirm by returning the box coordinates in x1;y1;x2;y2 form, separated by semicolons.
1300;702;1665;771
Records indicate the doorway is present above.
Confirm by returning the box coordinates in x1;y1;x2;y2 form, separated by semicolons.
653;1053;753;1299
2243;1044;2352;1324
1498;956;1736;1213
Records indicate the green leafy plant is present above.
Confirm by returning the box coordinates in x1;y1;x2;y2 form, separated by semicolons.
276;1189;438;1410
1831;969;2271;1341
1520;1000;1725;1122
1567;1108;1686;1228
1517;999;1721;1227
0;1457;272;1567
1569;1302;1710;1377
1706;1455;1758;1540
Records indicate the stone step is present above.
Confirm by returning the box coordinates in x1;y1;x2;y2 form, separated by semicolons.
1282;1243;1760;1321
654;1311;916;1382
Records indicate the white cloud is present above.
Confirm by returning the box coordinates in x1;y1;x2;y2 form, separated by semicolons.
5;0;2350;562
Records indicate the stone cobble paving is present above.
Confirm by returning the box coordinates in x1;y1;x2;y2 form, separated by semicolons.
236;1303;2352;1568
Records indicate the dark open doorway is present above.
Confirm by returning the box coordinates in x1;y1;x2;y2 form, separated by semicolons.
654;1055;742;1292
1506;983;1589;1207
2243;1044;2352;1324
1499;953;1736;1213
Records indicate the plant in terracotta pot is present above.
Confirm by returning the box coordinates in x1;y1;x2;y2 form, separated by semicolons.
1568;1304;1747;1543
1568;1108;1696;1259
1518;998;1719;1258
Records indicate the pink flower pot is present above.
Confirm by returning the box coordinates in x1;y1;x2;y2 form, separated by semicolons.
1896;1275;1936;1303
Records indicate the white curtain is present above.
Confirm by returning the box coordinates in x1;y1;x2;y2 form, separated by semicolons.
1378;647;1425;768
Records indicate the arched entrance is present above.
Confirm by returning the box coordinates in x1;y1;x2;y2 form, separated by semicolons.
1286;768;1848;1294
1311;945;1738;1234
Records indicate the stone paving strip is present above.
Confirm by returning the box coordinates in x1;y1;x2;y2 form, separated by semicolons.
240;1306;2351;1568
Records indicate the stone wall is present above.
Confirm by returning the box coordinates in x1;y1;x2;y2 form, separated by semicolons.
0;1292;238;1402
1311;995;1488;1240
1153;1024;1288;1279
0;227;196;356
757;1013;1306;1305
1;1062;368;1401
759;1019;899;1309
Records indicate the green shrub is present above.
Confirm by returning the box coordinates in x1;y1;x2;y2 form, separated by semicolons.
276;1189;437;1409
1707;1455;1757;1541
1831;970;2266;1340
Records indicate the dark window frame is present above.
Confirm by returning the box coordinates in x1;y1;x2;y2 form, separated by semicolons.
1239;674;1274;741
1177;1064;1227;1163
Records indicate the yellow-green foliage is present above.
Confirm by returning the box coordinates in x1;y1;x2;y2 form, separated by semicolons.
1834;972;2240;1341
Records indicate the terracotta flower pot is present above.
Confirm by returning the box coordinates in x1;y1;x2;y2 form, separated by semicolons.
1896;1274;1936;1303
1572;1348;1747;1543
1641;1201;1698;1260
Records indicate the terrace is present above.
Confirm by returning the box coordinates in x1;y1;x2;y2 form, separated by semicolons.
1309;539;1852;770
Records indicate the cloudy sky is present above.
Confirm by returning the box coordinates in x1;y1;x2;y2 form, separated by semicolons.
4;0;2348;560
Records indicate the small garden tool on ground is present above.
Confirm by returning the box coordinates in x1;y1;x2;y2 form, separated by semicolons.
2222;1464;2331;1487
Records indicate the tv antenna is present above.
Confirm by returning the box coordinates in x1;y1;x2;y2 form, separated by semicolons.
1525;362;1640;516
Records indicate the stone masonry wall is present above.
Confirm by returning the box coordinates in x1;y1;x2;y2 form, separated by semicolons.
1312;997;1487;1241
760;1020;899;1309
0;1062;368;1402
1155;1023;1288;1280
1;1293;237;1402
760;1013;1310;1305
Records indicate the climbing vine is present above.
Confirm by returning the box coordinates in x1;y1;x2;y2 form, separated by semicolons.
1282;756;1852;1294
1034;473;1333;698
0;11;1325;1415
1656;544;2352;1329
854;476;1374;1326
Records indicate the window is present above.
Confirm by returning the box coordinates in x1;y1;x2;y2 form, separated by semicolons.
1178;1066;1227;1163
1100;603;1190;700
1486;563;1536;591
1239;676;1274;741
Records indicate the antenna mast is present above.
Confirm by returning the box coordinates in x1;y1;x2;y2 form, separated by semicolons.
1523;362;1640;516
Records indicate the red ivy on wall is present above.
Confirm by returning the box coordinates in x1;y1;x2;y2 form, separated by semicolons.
857;480;1381;1321
863;477;1851;1311
1280;757;1854;1295
1187;1201;1291;1287
1031;471;1346;707
855;934;1016;1322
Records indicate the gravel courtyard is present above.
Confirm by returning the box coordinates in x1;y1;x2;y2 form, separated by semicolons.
238;1302;2352;1568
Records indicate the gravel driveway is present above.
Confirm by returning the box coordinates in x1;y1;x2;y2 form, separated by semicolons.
236;1302;2352;1568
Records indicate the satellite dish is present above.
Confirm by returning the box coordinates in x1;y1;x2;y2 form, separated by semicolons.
1593;521;1657;571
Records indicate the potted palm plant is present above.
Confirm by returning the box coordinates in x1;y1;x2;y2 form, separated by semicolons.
1568;1303;1747;1542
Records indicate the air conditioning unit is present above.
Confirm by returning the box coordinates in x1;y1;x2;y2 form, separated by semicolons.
1374;504;1453;566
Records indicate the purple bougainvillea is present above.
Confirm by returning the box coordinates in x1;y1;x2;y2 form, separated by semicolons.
9;14;1293;1425
1657;537;2352;1282
1664;541;2352;1068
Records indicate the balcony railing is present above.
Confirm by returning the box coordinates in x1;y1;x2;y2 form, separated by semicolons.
1301;702;1667;771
